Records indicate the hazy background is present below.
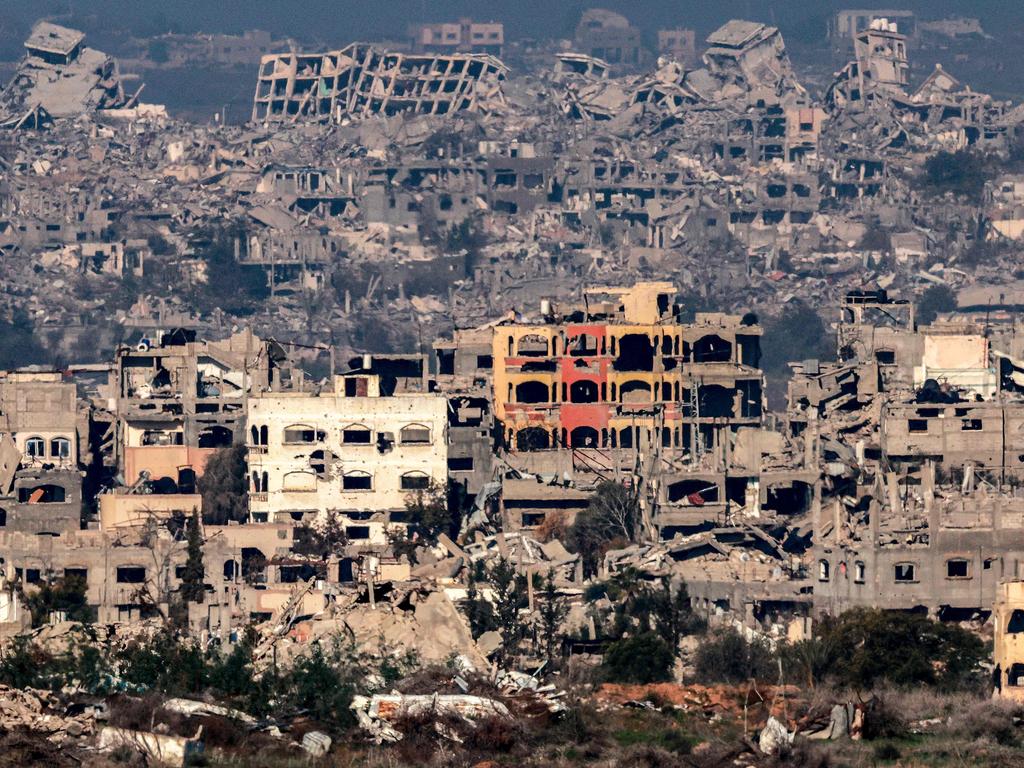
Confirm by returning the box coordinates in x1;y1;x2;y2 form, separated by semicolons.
2;1;1021;122
3;0;1023;48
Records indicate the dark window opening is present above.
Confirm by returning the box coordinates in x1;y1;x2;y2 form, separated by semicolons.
342;427;372;444
569;379;599;403
515;380;550;404
569;426;599;448
894;563;917;582
947;559;970;579
448;457;474;471
342;473;372;491
116;566;146;584
692;334;733;363
18;484;66;503
615;333;654;371
516;427;550;451
400;473;431;491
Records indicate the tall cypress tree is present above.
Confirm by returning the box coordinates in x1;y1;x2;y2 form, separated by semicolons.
181;510;205;604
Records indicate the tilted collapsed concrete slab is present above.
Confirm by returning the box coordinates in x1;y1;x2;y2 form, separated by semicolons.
0;22;138;129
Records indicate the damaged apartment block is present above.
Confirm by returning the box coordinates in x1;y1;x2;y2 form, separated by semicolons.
252;43;507;122
0;22;138;129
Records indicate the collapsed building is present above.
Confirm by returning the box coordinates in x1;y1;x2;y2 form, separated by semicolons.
4;6;1024;681
252;43;507;123
0;22;138;129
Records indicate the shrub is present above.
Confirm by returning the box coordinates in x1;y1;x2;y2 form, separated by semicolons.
954;700;1022;746
917;284;957;326
923;150;990;202
24;575;94;627
602;633;673;684
198;445;247;525
694;629;776;684
873;743;901;762
816;608;987;690
861;696;908;741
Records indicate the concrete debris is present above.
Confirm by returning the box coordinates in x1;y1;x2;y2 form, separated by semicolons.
97;726;204;767
300;730;332;757
758;715;793;755
351;693;512;743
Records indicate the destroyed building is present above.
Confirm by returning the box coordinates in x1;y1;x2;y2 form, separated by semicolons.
409;19;505;57
252;43;507;123
246;355;448;542
0;22;138;129
109;329;284;488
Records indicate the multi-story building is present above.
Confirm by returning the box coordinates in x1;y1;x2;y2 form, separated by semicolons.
0;371;85;536
657;28;698;67
490;283;785;537
574;9;642;66
109;329;282;490
246;356;448;543
409;20;504;57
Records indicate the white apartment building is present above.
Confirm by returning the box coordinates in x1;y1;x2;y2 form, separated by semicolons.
247;372;448;544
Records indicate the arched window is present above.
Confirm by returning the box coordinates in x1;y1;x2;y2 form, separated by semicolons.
569;426;599;447
515;380;550;404
620;380;652;403
283;424;319;444
341;423;372;444
516;427;550;451
517;334;549;357
569;380;599;403
342;471;372;491
400;471;431;491
818;559;830;581
24;437;44;458
693;334;733;363
49;437;71;459
400;424;431;445
282;471;316;492
198;425;233;448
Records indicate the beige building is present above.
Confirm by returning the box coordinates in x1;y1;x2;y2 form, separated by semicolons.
995;581;1024;701
247;368;447;543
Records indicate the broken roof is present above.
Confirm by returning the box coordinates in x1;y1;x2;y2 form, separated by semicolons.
706;20;772;49
25;22;84;57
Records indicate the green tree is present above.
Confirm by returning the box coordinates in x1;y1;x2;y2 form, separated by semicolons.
23;575;93;628
293;511;348;571
923;149;991;203
0;311;49;370
180;510;205;604
761;300;834;408
537;568;567;662
602;633;673;684
188;223;269;314
282;640;358;727
491;557;523;663
651;578;701;656
694;629;776;684
463;573;497;640
403;481;455;543
917;284;957;326
816;608;987;690
198;444;247;525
